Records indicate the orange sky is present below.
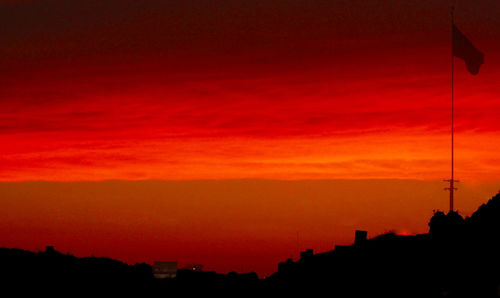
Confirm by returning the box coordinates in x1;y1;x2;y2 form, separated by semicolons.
1;180;499;276
0;0;499;276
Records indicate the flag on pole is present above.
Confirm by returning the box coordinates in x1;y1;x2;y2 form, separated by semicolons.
453;24;484;75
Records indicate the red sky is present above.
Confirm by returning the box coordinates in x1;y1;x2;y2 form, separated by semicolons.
1;0;500;276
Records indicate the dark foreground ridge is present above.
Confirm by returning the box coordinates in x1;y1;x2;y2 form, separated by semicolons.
270;192;500;297
2;192;500;297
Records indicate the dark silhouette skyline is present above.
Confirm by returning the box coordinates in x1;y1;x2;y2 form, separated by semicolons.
2;191;500;296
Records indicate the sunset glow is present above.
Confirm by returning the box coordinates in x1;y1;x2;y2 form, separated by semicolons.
1;0;499;276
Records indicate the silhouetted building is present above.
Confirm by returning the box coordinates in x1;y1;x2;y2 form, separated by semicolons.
354;230;367;245
300;249;314;260
153;261;177;279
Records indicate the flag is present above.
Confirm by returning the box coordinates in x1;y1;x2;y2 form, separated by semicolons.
453;24;484;75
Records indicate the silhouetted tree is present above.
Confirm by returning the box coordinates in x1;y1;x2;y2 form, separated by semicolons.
429;210;464;239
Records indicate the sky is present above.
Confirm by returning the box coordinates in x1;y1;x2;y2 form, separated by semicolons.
1;0;500;276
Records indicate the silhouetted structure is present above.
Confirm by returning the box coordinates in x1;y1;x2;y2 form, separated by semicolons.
153;261;178;279
354;230;367;245
300;248;314;260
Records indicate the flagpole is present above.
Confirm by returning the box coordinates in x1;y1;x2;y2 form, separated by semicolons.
444;6;456;212
445;6;484;212
449;6;456;212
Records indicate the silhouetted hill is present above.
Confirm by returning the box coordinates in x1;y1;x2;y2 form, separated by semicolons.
466;192;500;231
0;246;153;293
0;246;260;294
270;192;500;297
